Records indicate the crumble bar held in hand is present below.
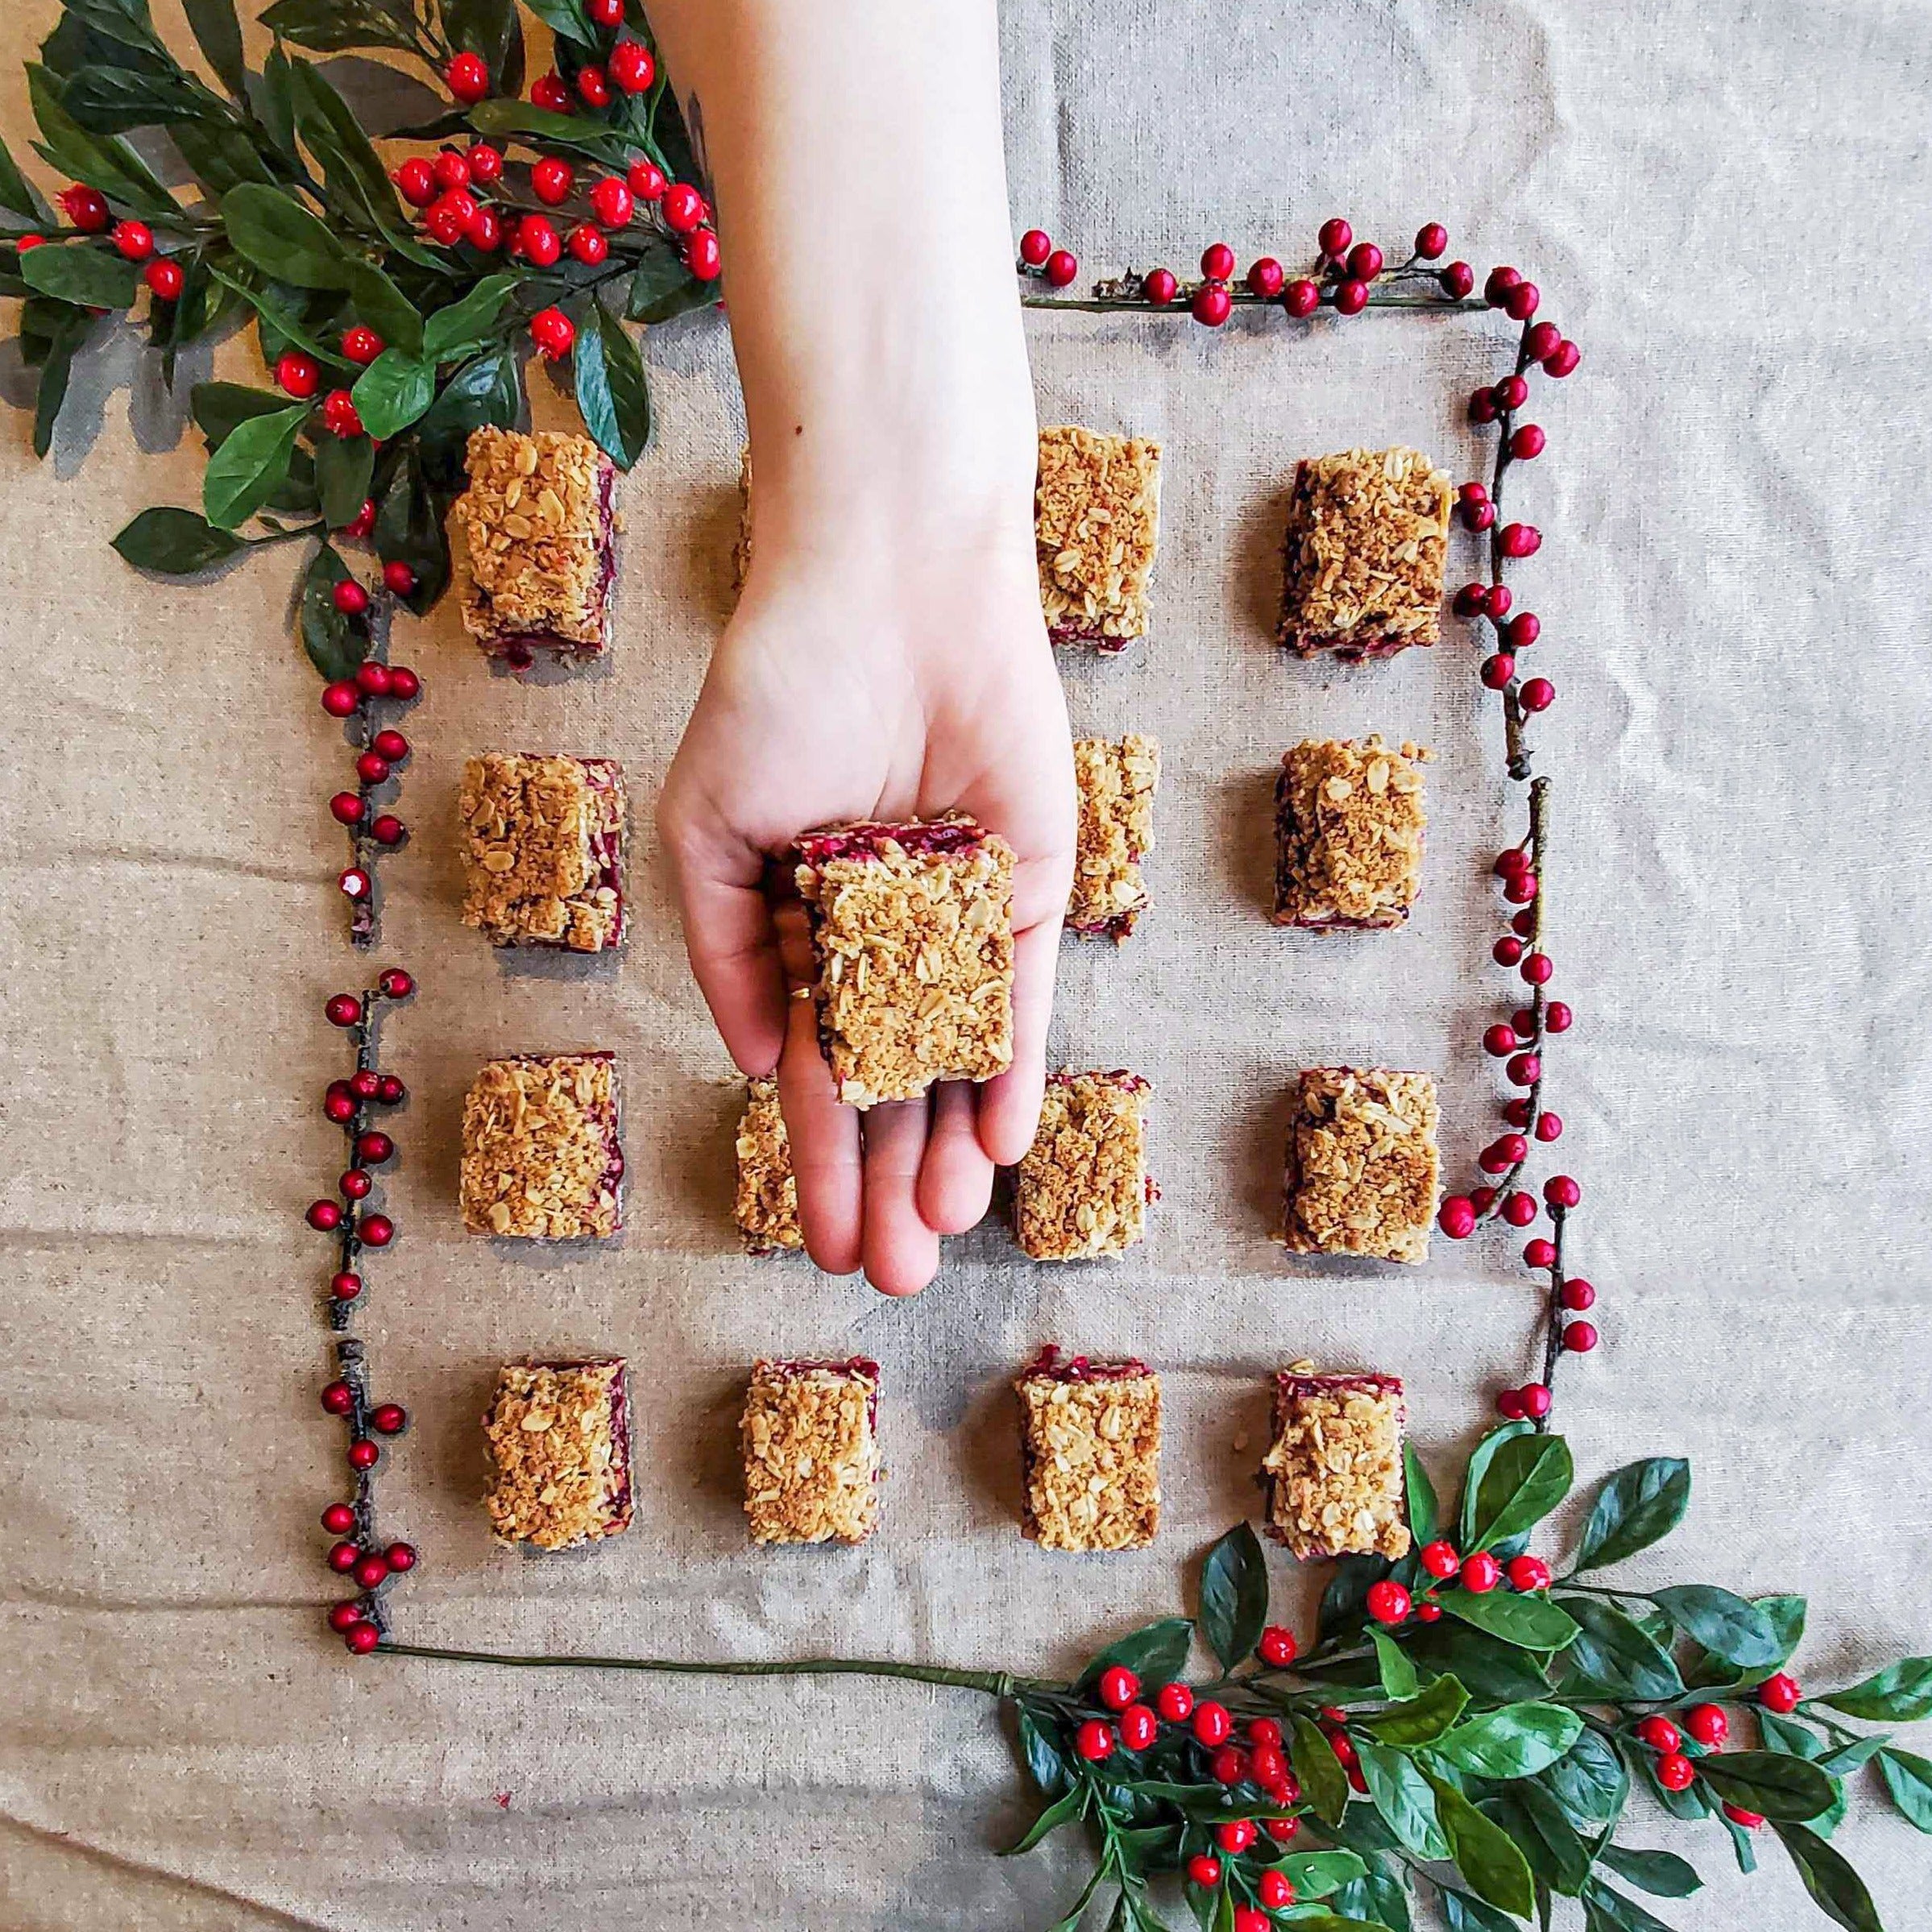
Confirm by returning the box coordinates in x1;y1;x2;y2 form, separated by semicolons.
742;1358;881;1546
1277;446;1453;659
452;427;616;665
734;1077;802;1255
1015;1071;1154;1260
1068;735;1160;939
793;818;1015;1107
1280;1067;1438;1263
1015;1346;1161;1551
1036;426;1162;649
458;753;627;951
484;1358;633;1550
1273;736;1428;930
1260;1366;1411;1561
460;1052;624;1240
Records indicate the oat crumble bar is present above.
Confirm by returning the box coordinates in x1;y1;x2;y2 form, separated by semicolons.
1260;1368;1411;1561
1015;1072;1155;1261
458;753;627;951
1272;736;1428;930
741;1358;881;1546
794;818;1015;1107
452;427;617;665
1279;1067;1438;1264
1068;735;1160;939
734;1077;802;1255
460;1052;624;1240
1015;1345;1161;1551
1036;426;1162;649
1277;446;1453;659
484;1359;633;1549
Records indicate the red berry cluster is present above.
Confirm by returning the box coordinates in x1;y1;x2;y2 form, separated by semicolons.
28;186;192;313
1631;1687;1796;1828
319;654;422;946
1360;1538;1554;1631
312;975;416;1654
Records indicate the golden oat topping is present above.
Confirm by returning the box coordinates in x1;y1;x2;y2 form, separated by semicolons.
1016;1072;1151;1261
795;820;1015;1107
458;753;626;951
1016;1363;1162;1552
741;1361;881;1546
1036;426;1163;644
1281;1067;1438;1264
1069;735;1160;937
460;1053;623;1241
1278;446;1453;655
484;1360;632;1550
1262;1370;1411;1561
454;427;611;645
1273;737;1428;928
734;1077;802;1254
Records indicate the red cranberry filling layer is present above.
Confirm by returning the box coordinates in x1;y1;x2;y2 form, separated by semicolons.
1048;619;1134;653
1023;1342;1152;1383
796;819;987;868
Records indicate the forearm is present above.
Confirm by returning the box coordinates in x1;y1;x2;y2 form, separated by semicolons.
647;0;1036;558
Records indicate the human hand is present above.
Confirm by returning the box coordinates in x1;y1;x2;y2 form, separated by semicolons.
658;521;1075;1295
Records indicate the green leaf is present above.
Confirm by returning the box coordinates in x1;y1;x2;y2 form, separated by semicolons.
62;65;207;133
1470;1435;1574;1553
171;118;278;195
1197;1522;1269;1673
1594;1846;1700;1898
1822;1656;1932;1723
1370;1629;1420;1701
350;350;436;441
1457;1421;1533;1545
1772;1823;1884;1932
1756;1714;1848;1837
1424;1772;1536;1919
624;244;711;322
1431;1703;1582;1780
519;0;595;50
182;0;248;98
1874;1748;1932;1833
1695;1750;1835;1823
1403;1623;1553;1702
221;183;352;289
1572;1458;1690;1573
342;263;425;362
1363;1677;1467;1748
1331;1864;1412;1932
62;0;166;55
1539;1727;1629;1832
314;432;374;529
31;305;91;458
466;97;629;162
573;293;650;469
1001;1785;1082;1856
1357;1739;1449;1861
1581;1881;1681;1932
1403;1443;1438;1547
1271;1918;1391;1932
20;243;141;308
1319;1556;1393;1644
1289;1714;1349;1830
1507;1780;1594;1899
1014;1702;1068;1798
299;541;367;679
27;63;176;216
442;0;525;93
0;132;52;225
1271;1851;1366;1899
284;56;437;267
1557;1598;1682;1700
256;43;299;159
375;442;453;612
111;506;244;574
202;401;308;527
259;0;422;54
191;379;296;448
1442;1590;1579;1653
1440;1893;1517;1932
421;272;519;363
1078;1619;1192;1694
416;343;521;485
1648;1586;1780;1669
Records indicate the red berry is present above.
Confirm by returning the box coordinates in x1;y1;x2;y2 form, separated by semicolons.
1212;1746;1250;1785
1499;1387;1528;1420
1511;423;1546;461
1187;1854;1221;1888
370;562;414;603
1521;951;1554;986
1453;581;1488;618
1200;241;1236;281
1098;1665;1140;1710
1420;1539;1459;1579
1485;265;1523;306
568;222;608;265
60;185;111;232
1192;282;1232;326
1511;910;1536;937
394;160;437;210
1233;1909;1267;1932
589;176;635;229
327;1601;362;1632
530;307;575;359
1155;1682;1193;1722
1544;339;1582;378
1544;1175;1581;1210
1317;218;1352;257
1500;522;1542;558
662;182;704;233
1524;320;1561;361
371;1402;407;1435
427;151;470;196
1214;1818;1257;1855
1283;277;1320;317
1366;1580;1412;1625
1483;583;1514;620
1495;375;1530;412
1258;1871;1296;1910
1117;1703;1157;1752
1544;1002;1573;1034
1637;1716;1681;1753
1504;872;1539;906
1333;278;1369;315
685;228;723;281
376;968;413;1002
345;1620;382;1655
1192;1702;1232;1748
1481;654;1516;690
1416;1601;1443;1623
1246;255;1284;298
110;219;153;262
516;214;561;267
327;1539;359;1570
1563;1320;1598;1354
321;680;359;717
1520;1383;1553;1420
354;752;388;786
588;0;623;20
370;815;405;847
1507;1054;1540;1087
1524;1237;1557;1269
332;579;370;618
339;1167;372;1200
1074;1718;1113;1761
1504;612;1541;649
347;1437;379;1470
1685;1704;1729;1747
346;498;376;537
377;1075;405;1104
1507;1555;1553;1593
1346;241;1383;280
321;1379;354;1416
385;1541;417;1571
1506;280;1541;321
532;157;574;205
359;1213;396;1247
330;1271;362;1300
356;1132;395;1167
1018;228;1052;267
321;1502;357;1534
277;351;321;399
576;64;611;109
321;390;363;437
342;325;383;367
611;40;657;93
1723;1802;1765;1829
425;202;466;247
1494;936;1524;965
529;73;570;112
1044;248;1079;288
144;258;184;301
1461;1551;1502;1594
1557;1279;1595;1314
1470;387;1499;424
1759;1673;1801;1714
354;1552;389;1590
1258;1624;1298;1667
1483;1022;1519;1057
1440;259;1475;298
1437;1195;1477;1239
324;1091;356;1126
1461;495;1497;532
325;994;363;1030
446;52;490;102
1247;1718;1283;1748
1415;222;1449;259
1520;677;1555;713
1264;1815;1300;1842
1655;1752;1696;1792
